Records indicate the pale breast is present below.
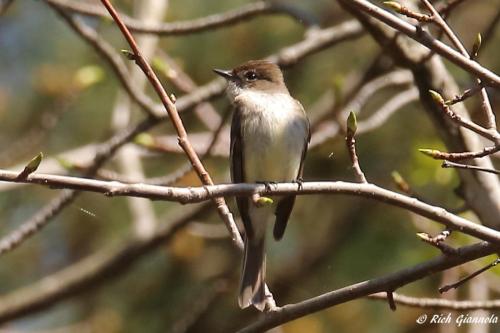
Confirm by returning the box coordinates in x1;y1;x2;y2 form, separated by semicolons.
236;91;308;182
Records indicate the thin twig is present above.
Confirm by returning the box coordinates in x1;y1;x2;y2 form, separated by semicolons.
384;2;433;22
429;90;500;143
445;82;484;105
442;160;500;175
99;0;243;250
421;0;467;54
419;145;500;161
439;258;500;293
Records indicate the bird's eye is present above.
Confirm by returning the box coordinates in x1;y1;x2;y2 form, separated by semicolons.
244;71;257;81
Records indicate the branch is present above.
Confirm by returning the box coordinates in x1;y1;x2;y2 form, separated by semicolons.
442;160;500;175
346;0;500;88
439;258;500;293
368;292;500;310
445;82;485;105
2;170;500;244
419;145;500;161
429;90;500;143
46;0;315;35
237;241;498;332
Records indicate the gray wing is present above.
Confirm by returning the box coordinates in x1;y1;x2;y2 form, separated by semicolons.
273;108;310;240
230;106;254;239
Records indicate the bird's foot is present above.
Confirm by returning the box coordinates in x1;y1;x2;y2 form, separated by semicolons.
294;177;304;191
257;181;278;192
263;288;279;312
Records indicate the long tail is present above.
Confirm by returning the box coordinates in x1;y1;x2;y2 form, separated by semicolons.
238;236;266;310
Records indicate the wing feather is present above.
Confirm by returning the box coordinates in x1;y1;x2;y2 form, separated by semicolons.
231;106;254;239
273;105;310;240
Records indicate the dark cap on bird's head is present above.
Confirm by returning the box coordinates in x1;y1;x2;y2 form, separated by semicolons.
213;60;287;94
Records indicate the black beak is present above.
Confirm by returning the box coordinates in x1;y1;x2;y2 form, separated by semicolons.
213;68;234;80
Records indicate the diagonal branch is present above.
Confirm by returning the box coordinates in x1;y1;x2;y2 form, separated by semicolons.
237;241;499;332
99;0;243;249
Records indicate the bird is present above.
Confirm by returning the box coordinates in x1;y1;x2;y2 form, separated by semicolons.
214;60;310;311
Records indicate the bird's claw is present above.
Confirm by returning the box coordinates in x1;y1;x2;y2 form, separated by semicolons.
295;177;304;191
257;181;278;192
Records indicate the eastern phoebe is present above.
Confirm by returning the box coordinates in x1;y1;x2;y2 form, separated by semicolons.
214;60;310;311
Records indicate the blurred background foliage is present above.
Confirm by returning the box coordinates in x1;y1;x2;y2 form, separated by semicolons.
0;0;499;332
